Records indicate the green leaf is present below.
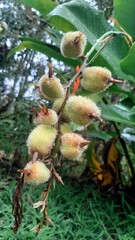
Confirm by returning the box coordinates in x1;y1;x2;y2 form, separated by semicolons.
7;37;80;67
120;43;135;77
87;129;115;141
108;84;135;103
48;0;133;81
18;0;57;19
77;89;103;103
101;103;135;125
114;0;135;41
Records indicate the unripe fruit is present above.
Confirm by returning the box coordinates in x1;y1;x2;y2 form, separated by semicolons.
53;97;70;123
60;31;87;58
66;95;102;126
81;66;113;92
23;160;50;185
60;133;90;160
39;75;64;100
34;107;58;126
27;124;57;155
60;123;72;134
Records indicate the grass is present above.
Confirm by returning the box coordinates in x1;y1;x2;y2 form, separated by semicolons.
0;175;135;240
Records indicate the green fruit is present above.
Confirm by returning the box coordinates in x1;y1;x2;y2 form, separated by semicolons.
66;95;102;126
60;123;72;134
39;75;64;100
34;109;58;126
27;125;57;155
60;31;87;58
81;66;112;92
53;97;70;123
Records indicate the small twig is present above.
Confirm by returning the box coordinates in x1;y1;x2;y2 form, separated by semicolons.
48;63;53;78
33;179;52;235
57;88;70;117
88;35;116;64
66;70;82;88
32;151;38;162
85;31;125;60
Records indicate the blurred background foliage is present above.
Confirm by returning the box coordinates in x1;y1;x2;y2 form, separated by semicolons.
0;0;135;190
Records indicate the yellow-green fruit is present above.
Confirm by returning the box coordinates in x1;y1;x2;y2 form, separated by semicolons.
24;160;50;185
27;124;57;155
34;109;58;126
60;123;72;134
39;75;64;100
66;95;101;126
60;31;87;58
53;97;70;122
60;133;89;160
81;66;112;92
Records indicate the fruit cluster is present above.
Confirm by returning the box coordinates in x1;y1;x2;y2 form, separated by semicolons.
21;31;121;186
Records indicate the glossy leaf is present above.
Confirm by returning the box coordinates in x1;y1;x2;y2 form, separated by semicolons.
7;37;81;67
48;0;133;80
108;84;135;103
120;43;135;77
101;103;135;125
114;0;135;41
18;0;57;19
87;129;115;141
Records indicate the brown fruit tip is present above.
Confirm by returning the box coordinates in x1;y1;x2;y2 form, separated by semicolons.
109;78;123;83
79;141;91;148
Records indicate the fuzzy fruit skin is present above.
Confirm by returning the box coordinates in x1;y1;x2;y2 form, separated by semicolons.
60;123;72;134
39;75;64;100
34;109;58;126
81;66;112;92
24;160;50;185
60;31;87;58
53;97;70;123
66;96;101;126
60;133;89;160
27;124;57;155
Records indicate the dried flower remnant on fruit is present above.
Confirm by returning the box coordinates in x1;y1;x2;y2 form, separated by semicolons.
27;125;57;155
60;133;90;160
81;66;113;92
60;31;87;58
23;161;50;185
39;75;64;100
53;97;70;123
33;106;58;126
66;95;102;126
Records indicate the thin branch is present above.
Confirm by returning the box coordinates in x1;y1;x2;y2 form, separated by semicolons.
88;35;115;64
